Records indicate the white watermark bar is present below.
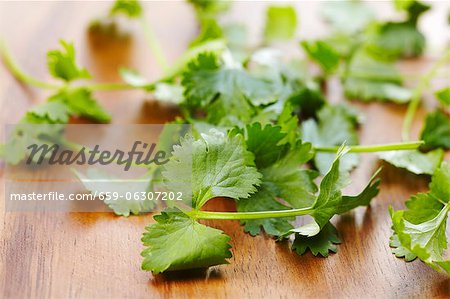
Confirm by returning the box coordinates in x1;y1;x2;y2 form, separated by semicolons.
4;124;193;213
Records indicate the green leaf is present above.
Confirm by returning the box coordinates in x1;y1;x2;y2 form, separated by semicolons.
429;162;450;202
264;6;297;42
301;104;360;174
74;168;155;216
367;22;425;59
403;1;431;26
392;205;448;263
343;50;411;103
292;222;341;257
47;40;90;82
321;0;374;33
236;123;317;236
3;114;65;164
162;130;261;209
287;84;326;120
141;209;232;273
310;146;350;228
181;52;274;124
29;101;71;123
189;18;223;47
49;88;111;123
390;162;450;274
237;187;294;237
335;169;381;215
109;0;142;18
188;0;231;20
390;233;417;261
420;110;450;150
404;193;446;223
435;87;450;106
301;40;340;74
379;149;444;175
244;123;288;169
311;147;380;229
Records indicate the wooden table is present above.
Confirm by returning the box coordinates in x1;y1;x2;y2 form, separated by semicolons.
0;2;449;298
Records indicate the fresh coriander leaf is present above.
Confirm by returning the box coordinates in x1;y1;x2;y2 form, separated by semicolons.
164;39;226;80
301;104;360;174
181;52;274;124
310;147;380;229
236;123;317;236
3;116;65;164
292;222;341;257
404;193;446;224
420;110;450;150
403;1;431;26
141;209;232;273
344;78;412;103
74;168;154;216
287;84;326;120
237;187;294;237
189;18;223;47
436;87;450;106
264;6;297;42
429;161;450;202
29;101;71;123
321;0;374;33
343;50;411;103
260;143;317;209
390;162;450;274
391;205;448;264
109;0;142;18
390;233;417;261
244;123;288;169
277;102;300;146
335;169;381;215
301;40;340;74
310;146;350;228
162;129;261;209
367;22;425;59
47;40;90;82
379;149;444;175
49;88;111;123
434;260;450;275
188;0;231;20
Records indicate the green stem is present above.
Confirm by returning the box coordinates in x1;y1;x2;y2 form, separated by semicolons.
402;49;450;141
314;141;423;153
83;82;141;91
188;207;314;220
140;17;169;72
0;38;61;89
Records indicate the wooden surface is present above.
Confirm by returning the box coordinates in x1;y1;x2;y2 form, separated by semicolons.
0;1;449;298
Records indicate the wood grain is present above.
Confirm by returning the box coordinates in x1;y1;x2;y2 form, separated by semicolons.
0;2;449;298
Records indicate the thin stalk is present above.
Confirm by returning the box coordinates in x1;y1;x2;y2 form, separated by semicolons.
140;17;169;72
83;82;142;91
402;49;450;141
188;207;314;220
0;38;61;89
314;141;423;153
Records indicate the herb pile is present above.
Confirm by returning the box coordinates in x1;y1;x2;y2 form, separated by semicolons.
1;0;449;276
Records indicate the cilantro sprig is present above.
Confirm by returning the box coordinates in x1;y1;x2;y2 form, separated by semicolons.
390;162;450;275
141;129;382;273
